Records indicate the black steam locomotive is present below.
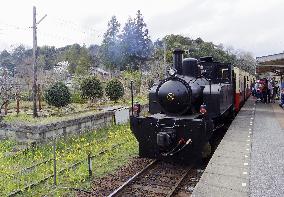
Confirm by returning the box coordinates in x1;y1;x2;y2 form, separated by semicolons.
130;49;234;164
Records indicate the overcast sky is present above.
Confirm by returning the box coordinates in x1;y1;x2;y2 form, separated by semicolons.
0;0;283;57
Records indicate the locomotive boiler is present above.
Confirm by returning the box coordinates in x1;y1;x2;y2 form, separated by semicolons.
130;49;234;164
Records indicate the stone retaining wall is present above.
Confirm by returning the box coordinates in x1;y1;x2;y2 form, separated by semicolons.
0;104;148;143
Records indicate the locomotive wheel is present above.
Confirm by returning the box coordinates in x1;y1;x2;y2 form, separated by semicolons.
201;142;212;159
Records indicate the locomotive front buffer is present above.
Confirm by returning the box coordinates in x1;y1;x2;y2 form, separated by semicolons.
130;114;214;164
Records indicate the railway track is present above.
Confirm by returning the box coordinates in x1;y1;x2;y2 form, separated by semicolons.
83;121;230;197
107;160;202;197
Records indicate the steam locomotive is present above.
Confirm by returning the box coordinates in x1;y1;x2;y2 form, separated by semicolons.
130;49;252;164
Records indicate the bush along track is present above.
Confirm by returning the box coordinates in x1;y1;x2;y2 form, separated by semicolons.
0;123;138;196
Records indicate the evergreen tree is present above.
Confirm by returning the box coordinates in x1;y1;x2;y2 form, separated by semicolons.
105;79;124;102
120;10;152;70
80;76;103;102
75;46;92;75
60;44;92;75
45;82;71;108
158;34;236;65
101;16;121;71
37;46;57;70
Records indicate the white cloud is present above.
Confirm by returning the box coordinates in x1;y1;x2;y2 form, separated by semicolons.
0;0;284;57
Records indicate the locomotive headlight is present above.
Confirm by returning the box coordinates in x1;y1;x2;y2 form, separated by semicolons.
200;104;207;114
133;102;141;116
168;68;177;77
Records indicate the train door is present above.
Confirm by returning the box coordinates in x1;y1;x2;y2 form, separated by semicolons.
246;75;249;98
243;76;246;101
234;67;240;111
232;69;236;111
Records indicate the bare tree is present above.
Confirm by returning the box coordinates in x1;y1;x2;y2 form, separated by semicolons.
0;67;14;115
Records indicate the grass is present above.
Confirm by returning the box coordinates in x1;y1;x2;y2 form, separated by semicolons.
0;123;138;196
3;94;147;125
3;110;99;126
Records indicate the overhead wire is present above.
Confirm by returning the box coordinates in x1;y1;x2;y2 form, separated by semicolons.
0;16;104;48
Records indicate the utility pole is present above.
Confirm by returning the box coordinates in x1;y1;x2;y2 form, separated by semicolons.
32;6;37;118
163;42;167;77
3;67;8;115
32;6;47;118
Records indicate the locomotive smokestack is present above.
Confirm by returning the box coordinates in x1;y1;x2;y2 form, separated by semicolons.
173;49;184;75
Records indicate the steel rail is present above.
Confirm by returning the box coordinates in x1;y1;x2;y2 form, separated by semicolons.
107;159;158;197
166;167;192;197
108;160;194;197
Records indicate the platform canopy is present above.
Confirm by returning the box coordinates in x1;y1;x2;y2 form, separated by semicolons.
256;52;284;76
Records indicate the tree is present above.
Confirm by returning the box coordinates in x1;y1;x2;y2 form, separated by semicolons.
105;79;124;102
58;44;92;75
0;50;17;114
75;46;93;75
11;45;26;65
89;44;101;67
234;51;256;74
158;34;193;63
122;70;142;94
157;34;236;65
80;76;103;102
101;16;121;71
0;67;14;114
45;82;71;108
0;50;15;76
120;10;153;70
37;46;57;70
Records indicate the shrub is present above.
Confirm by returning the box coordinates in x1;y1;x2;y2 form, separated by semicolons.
20;91;31;101
80;76;103;101
45;82;71;108
147;78;155;89
105;79;124;102
71;92;86;104
122;70;142;93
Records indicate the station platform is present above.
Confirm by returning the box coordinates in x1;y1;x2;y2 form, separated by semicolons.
192;98;284;197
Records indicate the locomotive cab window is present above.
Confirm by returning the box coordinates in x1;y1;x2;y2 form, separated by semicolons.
221;69;229;80
217;67;230;83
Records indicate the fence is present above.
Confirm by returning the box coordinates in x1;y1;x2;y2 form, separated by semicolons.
0;104;147;195
0;123;137;196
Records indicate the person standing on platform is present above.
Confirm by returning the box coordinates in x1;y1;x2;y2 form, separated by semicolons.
275;84;279;100
255;81;260;102
251;81;255;97
281;83;284;108
272;83;277;103
257;81;263;102
268;80;273;103
262;79;268;104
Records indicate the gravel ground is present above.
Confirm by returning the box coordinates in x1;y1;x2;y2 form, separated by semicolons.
77;157;153;197
250;103;284;196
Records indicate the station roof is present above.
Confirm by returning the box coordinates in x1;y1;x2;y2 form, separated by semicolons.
256;52;284;75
